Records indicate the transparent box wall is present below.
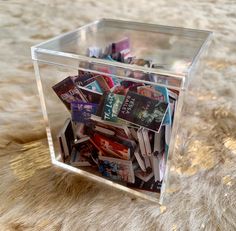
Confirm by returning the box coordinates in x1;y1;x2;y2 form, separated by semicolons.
31;19;212;204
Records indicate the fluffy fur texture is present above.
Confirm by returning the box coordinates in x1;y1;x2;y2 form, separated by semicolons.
1;1;236;230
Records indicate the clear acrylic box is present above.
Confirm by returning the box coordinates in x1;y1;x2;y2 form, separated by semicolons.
31;19;212;204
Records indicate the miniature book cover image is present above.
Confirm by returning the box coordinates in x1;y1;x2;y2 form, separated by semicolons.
102;92;125;122
77;86;102;104
92;133;130;160
52;77;84;110
70;137;99;167
118;91;168;132
74;70;97;87
85;80;103;93
71;101;98;124
137;85;164;101
98;156;135;183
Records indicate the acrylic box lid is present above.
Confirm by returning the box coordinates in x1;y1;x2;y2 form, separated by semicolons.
31;19;212;90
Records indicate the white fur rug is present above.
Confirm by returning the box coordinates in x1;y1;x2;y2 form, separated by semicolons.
1;1;236;230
